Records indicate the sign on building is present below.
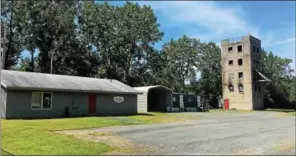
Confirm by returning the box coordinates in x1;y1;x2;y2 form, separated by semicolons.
113;96;124;103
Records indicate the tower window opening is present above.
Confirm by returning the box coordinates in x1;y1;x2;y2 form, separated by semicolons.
229;60;233;66
238;45;243;52
238;59;243;66
256;47;260;53
228;84;234;92
239;72;243;79
253;45;256;53
228;47;233;52
239;84;244;93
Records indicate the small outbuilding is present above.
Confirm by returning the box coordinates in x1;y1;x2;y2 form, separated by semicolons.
1;70;141;119
173;93;201;112
134;85;173;113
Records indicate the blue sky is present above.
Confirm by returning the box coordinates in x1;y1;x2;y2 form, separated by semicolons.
102;1;295;70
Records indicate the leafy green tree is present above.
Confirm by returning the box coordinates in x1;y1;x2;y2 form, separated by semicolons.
18;0;78;73
1;0;24;69
261;50;295;108
198;42;222;107
161;35;201;93
78;2;163;85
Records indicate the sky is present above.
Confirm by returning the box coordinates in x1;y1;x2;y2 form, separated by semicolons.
102;1;296;70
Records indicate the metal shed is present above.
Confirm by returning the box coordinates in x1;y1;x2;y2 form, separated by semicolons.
1;70;141;119
134;85;173;113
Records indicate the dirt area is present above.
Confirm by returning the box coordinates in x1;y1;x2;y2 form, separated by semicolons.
57;111;296;155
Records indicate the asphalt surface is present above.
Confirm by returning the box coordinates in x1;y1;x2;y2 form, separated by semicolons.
63;111;296;155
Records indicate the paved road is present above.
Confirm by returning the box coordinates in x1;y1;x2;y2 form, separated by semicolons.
63;111;296;155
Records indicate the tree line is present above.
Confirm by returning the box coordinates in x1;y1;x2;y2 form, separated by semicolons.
1;1;295;108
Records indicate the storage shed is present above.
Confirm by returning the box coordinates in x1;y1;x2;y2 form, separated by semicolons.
1;70;141;119
134;85;173;113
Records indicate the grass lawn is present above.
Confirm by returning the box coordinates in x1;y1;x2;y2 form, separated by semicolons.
1;112;199;155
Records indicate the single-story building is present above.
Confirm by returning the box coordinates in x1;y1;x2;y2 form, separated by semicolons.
1;70;141;119
133;85;173;113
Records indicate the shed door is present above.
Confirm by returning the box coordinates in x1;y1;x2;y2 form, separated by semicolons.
180;95;184;108
88;95;96;114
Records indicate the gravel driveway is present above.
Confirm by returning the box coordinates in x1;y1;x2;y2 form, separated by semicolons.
60;111;296;155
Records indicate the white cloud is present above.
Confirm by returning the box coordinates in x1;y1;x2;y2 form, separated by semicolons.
138;1;259;42
137;1;295;69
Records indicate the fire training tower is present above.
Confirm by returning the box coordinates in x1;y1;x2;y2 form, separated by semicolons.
220;35;271;110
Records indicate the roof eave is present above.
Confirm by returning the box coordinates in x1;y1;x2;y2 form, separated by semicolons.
5;87;142;95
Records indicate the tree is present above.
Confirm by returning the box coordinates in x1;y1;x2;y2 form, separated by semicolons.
261;49;295;108
1;0;24;69
17;0;78;73
161;35;201;93
198;42;221;107
78;2;163;85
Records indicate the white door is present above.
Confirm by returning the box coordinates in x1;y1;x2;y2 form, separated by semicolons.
180;95;184;108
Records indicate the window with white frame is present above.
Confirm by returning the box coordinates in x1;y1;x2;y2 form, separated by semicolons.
31;92;52;110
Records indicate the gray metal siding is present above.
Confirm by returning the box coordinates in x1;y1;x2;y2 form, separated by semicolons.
1;87;7;118
5;90;137;118
96;94;137;115
6;90;80;118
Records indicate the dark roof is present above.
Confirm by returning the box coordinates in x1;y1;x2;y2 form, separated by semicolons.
1;70;141;94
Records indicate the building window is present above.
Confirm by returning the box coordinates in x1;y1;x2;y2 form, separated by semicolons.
173;97;176;102
256;47;260;53
228;47;233;52
31;92;52;110
237;45;243;52
31;92;42;109
239;84;244;93
228;84;234;92
238;59;243;66
228;60;233;66
238;72;243;79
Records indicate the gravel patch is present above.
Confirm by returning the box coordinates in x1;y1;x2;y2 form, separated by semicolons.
59;111;295;155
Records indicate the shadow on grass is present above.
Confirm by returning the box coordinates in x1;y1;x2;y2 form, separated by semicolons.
263;108;296;113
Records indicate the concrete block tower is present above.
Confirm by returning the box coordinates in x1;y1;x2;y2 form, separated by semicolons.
220;35;268;110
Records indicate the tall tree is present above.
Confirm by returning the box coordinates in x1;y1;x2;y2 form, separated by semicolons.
198;42;221;107
261;50;295;108
1;0;24;69
161;35;201;93
16;0;78;73
78;2;163;85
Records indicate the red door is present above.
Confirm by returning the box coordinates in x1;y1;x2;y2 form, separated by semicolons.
224;99;229;110
88;95;96;114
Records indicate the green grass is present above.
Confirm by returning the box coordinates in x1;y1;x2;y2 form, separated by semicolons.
1;113;199;155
